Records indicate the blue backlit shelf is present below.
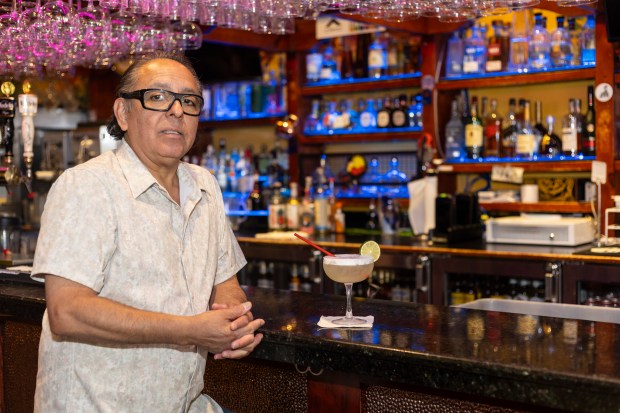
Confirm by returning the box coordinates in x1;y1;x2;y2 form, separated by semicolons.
200;114;286;129
437;157;596;174
437;65;595;90
303;126;423;136
301;72;422;96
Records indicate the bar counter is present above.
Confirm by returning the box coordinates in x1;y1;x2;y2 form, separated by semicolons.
1;283;618;413
236;233;620;265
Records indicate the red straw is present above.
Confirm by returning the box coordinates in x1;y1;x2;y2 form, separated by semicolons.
294;233;335;256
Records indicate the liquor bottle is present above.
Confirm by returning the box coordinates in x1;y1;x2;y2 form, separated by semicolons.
484;98;502;158
403;36;421;74
465;96;484;160
300;176;315;235
509;10;530;73
354;33;370;78
341;98;357;130
307;43;323;81
445;31;464;77
580;14;596;66
408;94;423;128
550;15;572;68
333;202;345;234
462;22;486;75
359;98;377;130
528;12;550;71
247;180;264;210
322;100;339;131
539;115;562;158
582;85;596;156
485;20;505;73
286;182;300;230
386;34;400;76
268;182;286;231
376;97;392;128
320;41;340;81
304;99;322;133
567;17;581;67
515;100;536;159
313;176;330;234
340;38;354;79
561;99;580;157
501;98;518;158
391;95;407;128
533;100;546;137
445;99;465;160
368;32;387;78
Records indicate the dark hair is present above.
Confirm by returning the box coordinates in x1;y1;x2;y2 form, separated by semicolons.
106;52;202;140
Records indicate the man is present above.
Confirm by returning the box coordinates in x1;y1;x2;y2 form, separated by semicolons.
31;52;264;412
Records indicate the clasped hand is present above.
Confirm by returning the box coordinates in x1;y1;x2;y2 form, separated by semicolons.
195;301;264;360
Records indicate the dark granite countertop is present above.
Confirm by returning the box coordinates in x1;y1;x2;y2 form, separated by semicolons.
2;283;619;412
246;287;620;413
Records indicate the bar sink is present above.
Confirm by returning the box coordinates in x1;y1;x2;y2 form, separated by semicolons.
457;299;620;324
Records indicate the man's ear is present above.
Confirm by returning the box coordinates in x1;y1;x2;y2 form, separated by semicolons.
113;98;129;132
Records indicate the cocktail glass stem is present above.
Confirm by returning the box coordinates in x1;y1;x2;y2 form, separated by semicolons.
344;282;353;320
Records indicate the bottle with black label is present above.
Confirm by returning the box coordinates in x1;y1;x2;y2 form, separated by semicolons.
582;85;596;156
539;115;562;158
465;96;484;160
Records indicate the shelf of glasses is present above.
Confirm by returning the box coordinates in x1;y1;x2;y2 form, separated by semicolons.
437;66;595;90
200;114;286;129
437;157;596;174
301;72;421;96
481;201;592;214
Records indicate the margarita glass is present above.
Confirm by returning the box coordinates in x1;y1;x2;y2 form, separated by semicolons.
323;254;374;326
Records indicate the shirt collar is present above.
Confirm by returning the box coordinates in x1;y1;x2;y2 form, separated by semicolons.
115;140;209;200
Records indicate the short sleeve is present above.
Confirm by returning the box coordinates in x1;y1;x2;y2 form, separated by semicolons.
31;168;116;291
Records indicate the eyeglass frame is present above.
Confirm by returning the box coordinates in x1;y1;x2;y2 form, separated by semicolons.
120;88;205;117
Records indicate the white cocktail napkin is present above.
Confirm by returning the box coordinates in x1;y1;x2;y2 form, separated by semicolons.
318;315;374;328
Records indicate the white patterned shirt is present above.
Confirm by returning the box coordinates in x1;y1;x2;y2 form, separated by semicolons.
32;140;246;413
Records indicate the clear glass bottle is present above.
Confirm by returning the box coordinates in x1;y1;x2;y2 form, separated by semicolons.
465;96;484;160
359;98;377;130
516;100;536;159
509;10;530;73
550;15;572;68
580;14;596;66
300;176;315;235
445;99;465;160
463;22;487;75
539;115;562;158
568;17;581;66
268;182;286;231
322;100;340;131
561;99;580;157
484;98;502;158
528;12;551;71
582;85;596;156
446;30;464;77
320;41;340;81
286;182;300;230
368;32;388;78
304;99;322;133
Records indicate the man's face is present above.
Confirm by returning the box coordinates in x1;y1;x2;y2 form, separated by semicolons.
115;58;201;169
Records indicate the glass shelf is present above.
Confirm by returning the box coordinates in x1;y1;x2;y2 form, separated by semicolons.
305;72;421;88
444;154;596;164
442;64;595;82
303;126;422;136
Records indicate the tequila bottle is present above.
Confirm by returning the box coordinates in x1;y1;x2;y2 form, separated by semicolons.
528;13;550;71
580;15;596;66
445;99;465;160
509;10;530;73
561;99;580;157
368;33;387;78
550;16;572;68
446;31;464;77
463;23;487;75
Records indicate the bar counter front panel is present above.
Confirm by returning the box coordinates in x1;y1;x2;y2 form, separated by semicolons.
0;284;618;413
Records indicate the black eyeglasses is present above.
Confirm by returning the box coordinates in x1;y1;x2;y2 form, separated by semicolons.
120;89;204;116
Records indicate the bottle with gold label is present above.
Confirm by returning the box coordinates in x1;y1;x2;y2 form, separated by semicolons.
465;96;484;160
